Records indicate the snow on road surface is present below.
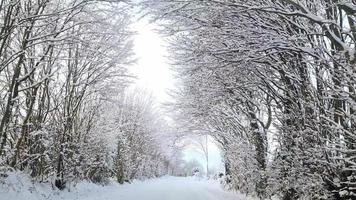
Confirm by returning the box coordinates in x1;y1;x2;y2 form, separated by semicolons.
1;174;255;200
97;176;250;200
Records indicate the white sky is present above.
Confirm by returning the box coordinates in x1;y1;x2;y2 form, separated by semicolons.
131;19;224;174
131;19;173;103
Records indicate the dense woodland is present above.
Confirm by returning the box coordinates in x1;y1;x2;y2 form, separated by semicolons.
0;0;188;191
143;0;356;199
1;0;356;200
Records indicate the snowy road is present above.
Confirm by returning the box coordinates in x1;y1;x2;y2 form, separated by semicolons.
2;175;255;200
61;176;253;200
108;177;244;200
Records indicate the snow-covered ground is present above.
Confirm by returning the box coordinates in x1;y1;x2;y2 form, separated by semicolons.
1;172;255;200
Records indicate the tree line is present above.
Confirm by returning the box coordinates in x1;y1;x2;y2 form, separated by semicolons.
143;0;356;199
0;0;187;190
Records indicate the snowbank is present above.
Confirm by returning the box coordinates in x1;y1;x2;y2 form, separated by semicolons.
0;171;121;200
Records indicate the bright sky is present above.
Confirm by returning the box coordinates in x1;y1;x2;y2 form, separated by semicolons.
131;19;224;174
131;19;173;103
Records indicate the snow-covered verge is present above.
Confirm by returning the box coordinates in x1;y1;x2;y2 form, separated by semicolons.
0;172;256;200
0;171;116;200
